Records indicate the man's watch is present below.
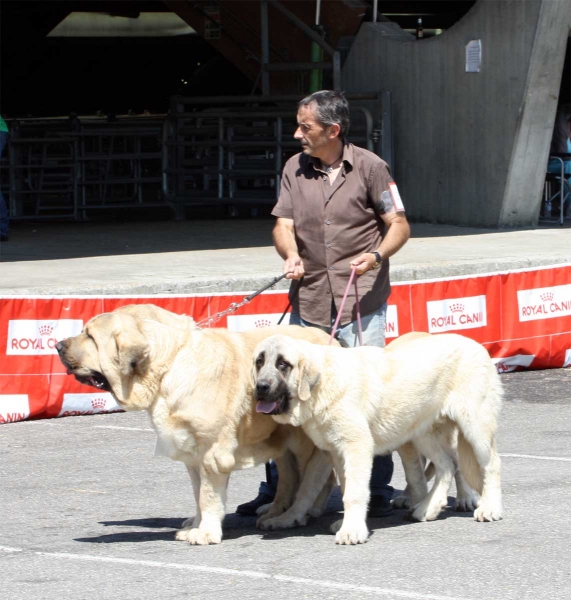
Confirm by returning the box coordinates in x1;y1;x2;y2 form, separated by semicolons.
371;251;382;269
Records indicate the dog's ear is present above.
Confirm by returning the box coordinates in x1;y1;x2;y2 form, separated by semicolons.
296;356;320;401
92;313;150;381
116;327;150;377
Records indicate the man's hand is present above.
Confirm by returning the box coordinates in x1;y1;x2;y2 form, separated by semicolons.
284;255;305;279
350;253;377;276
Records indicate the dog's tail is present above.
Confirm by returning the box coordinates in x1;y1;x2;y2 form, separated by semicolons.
457;430;483;493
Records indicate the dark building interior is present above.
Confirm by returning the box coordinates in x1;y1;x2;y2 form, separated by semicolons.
1;1;484;118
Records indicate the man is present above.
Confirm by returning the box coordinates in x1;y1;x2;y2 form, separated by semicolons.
237;90;410;518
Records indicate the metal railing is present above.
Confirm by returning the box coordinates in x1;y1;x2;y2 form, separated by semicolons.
162;92;390;219
0;114;167;221
0;91;392;221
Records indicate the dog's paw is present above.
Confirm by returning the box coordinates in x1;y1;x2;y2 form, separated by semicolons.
308;505;326;518
474;503;502;522
257;512;308;530
255;502;274;517
334;521;369;545
329;519;343;534
391;494;412;510
175;527;222;545
455;493;480;512
410;499;446;522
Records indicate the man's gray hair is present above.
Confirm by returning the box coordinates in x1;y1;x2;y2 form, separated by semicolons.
298;90;350;140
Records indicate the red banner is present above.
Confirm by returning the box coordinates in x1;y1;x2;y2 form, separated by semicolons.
2;264;571;423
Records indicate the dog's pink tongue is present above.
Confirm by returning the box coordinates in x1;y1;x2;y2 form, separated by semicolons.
256;401;278;414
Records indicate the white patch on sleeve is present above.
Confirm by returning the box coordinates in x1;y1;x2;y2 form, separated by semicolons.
388;182;405;212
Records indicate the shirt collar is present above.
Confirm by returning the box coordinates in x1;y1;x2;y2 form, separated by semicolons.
307;142;353;172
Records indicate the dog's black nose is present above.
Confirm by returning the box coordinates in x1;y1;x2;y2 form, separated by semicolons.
256;381;271;397
55;340;64;353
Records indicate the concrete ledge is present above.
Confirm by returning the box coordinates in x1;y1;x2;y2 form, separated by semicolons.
2;220;570;296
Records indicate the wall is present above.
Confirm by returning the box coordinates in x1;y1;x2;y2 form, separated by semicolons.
342;1;571;227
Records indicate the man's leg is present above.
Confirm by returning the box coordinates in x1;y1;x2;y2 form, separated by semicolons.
336;303;394;517
236;461;278;516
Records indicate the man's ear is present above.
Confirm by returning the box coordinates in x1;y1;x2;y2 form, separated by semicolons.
296;356;320;401
327;123;341;140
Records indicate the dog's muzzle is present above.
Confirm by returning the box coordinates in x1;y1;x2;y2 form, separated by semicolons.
254;380;289;415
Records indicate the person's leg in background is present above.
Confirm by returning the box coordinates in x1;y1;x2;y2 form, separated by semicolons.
236;462;276;515
0;131;9;241
336;303;394;517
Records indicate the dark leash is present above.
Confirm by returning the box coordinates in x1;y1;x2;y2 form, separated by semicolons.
195;272;294;329
277;276;302;325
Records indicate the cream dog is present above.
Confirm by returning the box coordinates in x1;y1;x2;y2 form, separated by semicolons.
252;332;503;545
57;304;336;545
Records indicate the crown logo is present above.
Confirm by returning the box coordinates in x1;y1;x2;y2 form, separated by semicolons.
449;303;465;313
38;325;54;336
91;398;107;410
540;292;554;302
254;319;273;328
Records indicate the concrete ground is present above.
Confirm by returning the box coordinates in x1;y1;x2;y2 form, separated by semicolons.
1;367;571;600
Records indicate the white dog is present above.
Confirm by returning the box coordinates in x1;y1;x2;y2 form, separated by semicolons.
252;332;503;545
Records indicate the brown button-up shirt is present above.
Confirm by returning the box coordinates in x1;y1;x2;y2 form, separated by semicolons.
272;143;404;327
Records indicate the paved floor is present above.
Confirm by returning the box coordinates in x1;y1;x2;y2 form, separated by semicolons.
1;367;571;600
1;217;570;296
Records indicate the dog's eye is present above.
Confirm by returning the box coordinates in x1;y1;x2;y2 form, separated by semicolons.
277;360;290;372
255;355;264;369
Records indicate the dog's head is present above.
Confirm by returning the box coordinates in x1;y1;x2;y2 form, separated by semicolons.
252;334;321;424
56;311;163;411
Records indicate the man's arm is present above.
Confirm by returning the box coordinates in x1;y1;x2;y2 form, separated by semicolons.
273;217;305;280
350;211;410;275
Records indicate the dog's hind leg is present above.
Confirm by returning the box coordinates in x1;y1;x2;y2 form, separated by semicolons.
429;424;479;512
309;468;337;518
393;443;428;510
454;468;480;512
458;430;502;522
409;433;455;522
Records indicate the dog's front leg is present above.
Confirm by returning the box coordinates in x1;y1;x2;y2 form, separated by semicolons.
179;464;202;529
330;441;373;545
175;467;229;545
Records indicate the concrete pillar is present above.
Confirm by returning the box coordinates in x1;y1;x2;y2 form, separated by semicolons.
342;0;571;227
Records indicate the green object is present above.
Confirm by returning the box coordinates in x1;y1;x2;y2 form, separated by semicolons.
0;116;8;133
309;41;323;92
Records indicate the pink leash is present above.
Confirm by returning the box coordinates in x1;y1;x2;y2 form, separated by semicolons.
329;266;363;346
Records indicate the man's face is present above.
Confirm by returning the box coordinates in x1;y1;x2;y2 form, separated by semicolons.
294;103;336;158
